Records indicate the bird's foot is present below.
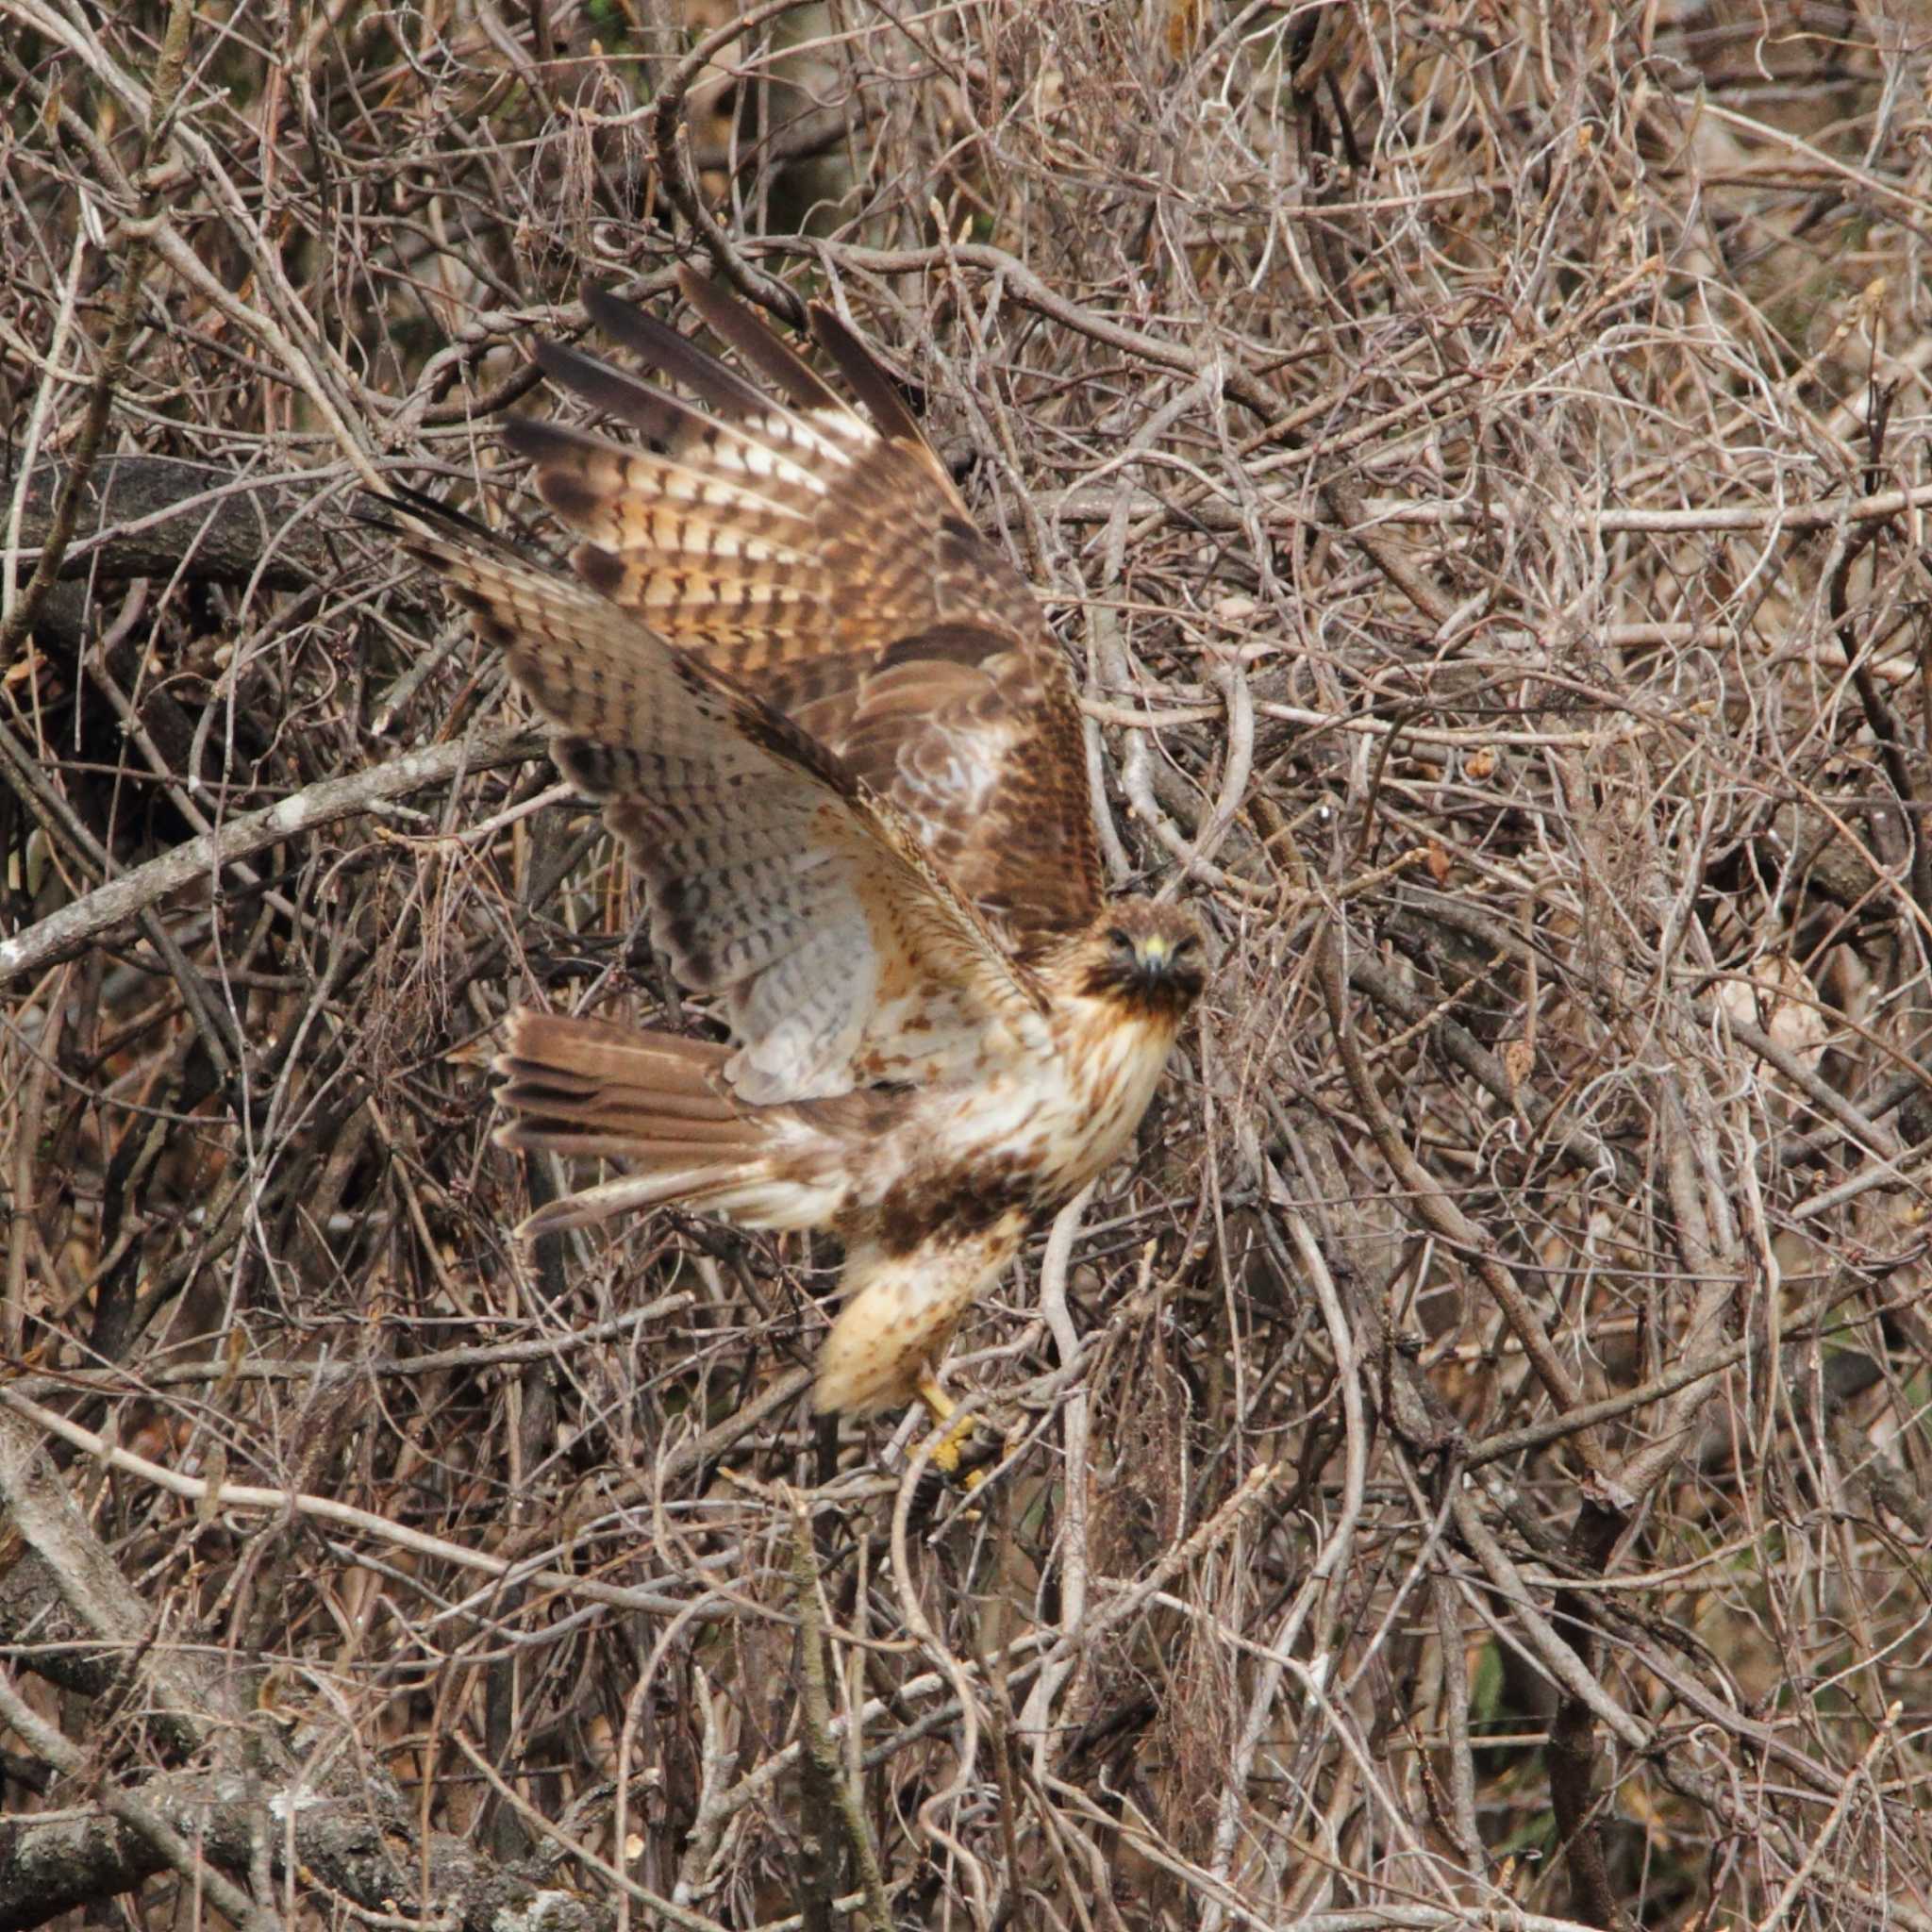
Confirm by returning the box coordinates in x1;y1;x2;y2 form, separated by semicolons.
913;1372;1001;1490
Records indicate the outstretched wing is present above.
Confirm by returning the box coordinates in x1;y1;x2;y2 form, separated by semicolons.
398;505;1050;1103
498;268;1103;956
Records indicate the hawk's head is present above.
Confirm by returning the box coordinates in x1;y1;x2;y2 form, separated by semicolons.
1071;899;1208;1023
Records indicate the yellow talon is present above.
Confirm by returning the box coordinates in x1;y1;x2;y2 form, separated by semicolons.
914;1372;993;1489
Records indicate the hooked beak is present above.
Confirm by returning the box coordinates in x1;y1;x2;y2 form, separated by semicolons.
1132;935;1174;983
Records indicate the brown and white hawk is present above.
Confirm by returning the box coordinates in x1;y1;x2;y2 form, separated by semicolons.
398;269;1205;1461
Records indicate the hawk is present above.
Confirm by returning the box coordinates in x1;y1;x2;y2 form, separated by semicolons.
399;269;1205;1464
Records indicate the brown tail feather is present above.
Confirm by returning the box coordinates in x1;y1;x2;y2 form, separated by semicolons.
493;1012;783;1236
495;1013;735;1134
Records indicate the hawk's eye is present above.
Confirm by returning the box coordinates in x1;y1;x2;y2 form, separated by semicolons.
1108;927;1136;953
1174;934;1199;957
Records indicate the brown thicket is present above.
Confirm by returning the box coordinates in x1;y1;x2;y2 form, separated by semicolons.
3;4;1931;1930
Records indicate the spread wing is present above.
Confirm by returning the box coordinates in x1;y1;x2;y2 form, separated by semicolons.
496;267;1103;955
397;505;1051;1104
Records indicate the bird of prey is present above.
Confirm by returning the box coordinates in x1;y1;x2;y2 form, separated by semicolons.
399;267;1206;1465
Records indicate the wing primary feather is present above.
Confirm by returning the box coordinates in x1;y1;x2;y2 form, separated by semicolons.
366;482;501;545
502;413;648;473
398;514;860;808
582;285;775;420
525;341;692;443
504;404;814;538
808;303;927;448
674;266;848;415
518;353;832;501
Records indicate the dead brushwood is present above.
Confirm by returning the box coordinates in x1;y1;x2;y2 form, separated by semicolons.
4;4;1932;1930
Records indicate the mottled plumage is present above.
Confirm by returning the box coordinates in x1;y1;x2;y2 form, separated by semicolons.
399;270;1206;1442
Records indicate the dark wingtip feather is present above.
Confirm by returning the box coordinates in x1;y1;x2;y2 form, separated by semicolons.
525;340;691;442
807;302;925;445
501;413;634;479
366;485;525;580
674;268;846;415
353;494;409;541
357;482;487;540
580;284;773;419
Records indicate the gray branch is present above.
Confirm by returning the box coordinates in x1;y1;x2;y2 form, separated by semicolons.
11;457;339;592
0;1758;614;1932
0;724;547;983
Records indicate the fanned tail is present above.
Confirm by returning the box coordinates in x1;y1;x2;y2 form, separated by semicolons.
493;1012;807;1237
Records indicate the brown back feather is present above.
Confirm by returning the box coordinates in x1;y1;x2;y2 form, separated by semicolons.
506;269;1104;951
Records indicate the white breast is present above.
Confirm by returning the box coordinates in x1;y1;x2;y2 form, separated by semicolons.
874;996;1180;1208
